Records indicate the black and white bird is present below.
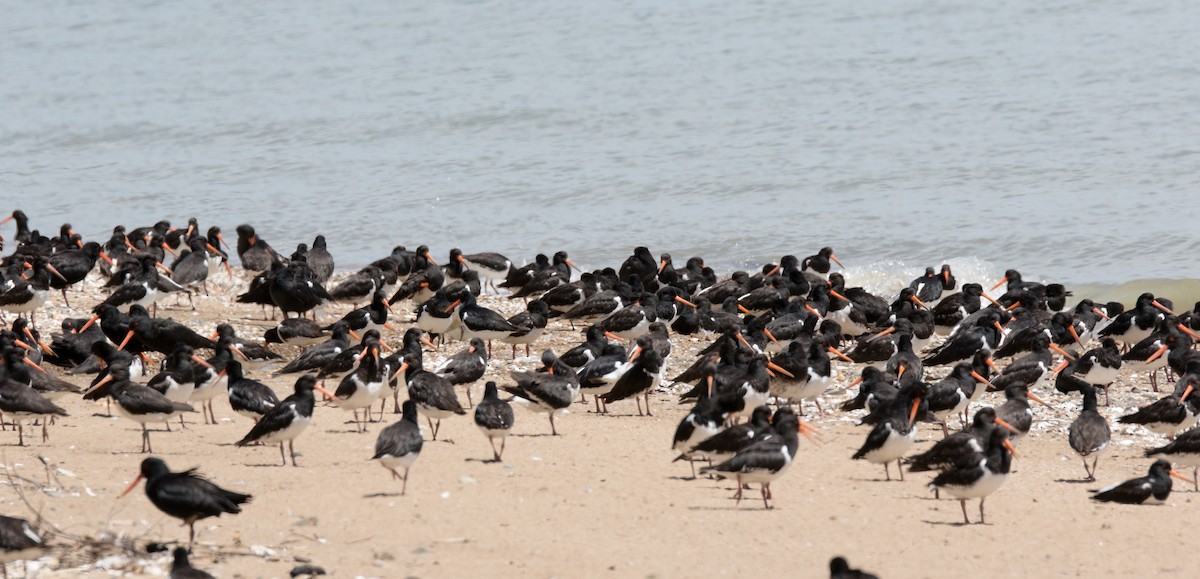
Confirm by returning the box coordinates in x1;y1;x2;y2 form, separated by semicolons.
1144;426;1200;492
396;351;466;441
434;337;488;407
928;428;1017;524
0;364;69;446
450;248;513;294
600;335;664;416
501;299;550;359
1117;374;1199;438
83;365;193;452
1098;292;1173;346
503;350;579;436
373;399;424;495
474;381;515;462
236;375;332;466
225;360;280;422
699;407;810;509
263;318;328;348
852;382;926;481
670;389;733;478
330;336;387;431
1090;459;1189;505
1067;384;1111;481
576;343;629;414
908;407;1018;475
448;291;518;357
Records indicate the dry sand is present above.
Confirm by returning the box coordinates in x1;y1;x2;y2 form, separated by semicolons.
3;271;1198;578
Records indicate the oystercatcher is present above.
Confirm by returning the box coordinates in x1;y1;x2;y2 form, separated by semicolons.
330;335;386;432
224;360;279;422
433;337;488;407
234;224;280;271
576;343;629;414
1068;384;1111;481
120;457;251;547
1117;374;1199;438
1144;426;1200;491
501;299;550;358
263;318;327;348
853;382;926;481
0;514;46;571
928;428;1016;524
448;291;517;357
373;399;423;494
451;248;513;294
699;407;810;509
909;407;1018;474
600;335;664;416
1090;459;1189;505
829;556;879;579
236;375;332;466
503;350;579;435
170;546;215;579
396;350;465;440
84;365;194;452
474;381;514;461
0;364;68;446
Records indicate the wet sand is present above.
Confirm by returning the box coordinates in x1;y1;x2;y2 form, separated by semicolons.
4;272;1197;578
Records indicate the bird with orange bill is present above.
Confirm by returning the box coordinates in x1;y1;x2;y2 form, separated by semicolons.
119;457;250;548
235;375;332;466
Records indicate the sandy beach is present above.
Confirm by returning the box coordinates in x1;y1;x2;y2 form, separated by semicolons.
2;270;1197;578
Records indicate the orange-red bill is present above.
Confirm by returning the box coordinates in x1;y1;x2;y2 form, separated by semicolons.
994;417;1020;435
825;345;854;365
120;474;144;498
767;361;795;379
908;396;922;428
1026;390;1050;407
604;331;627;343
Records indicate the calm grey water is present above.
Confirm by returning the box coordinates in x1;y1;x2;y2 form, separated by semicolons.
4;0;1199;299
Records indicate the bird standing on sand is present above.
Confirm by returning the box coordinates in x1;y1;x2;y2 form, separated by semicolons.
236;375;332;466
434;337;488;407
503;350;579;436
120;457;251;548
852;382;926;481
928;428;1017;524
373;399;424;494
699;407;812;509
83;365;194;452
474;381;514;461
1067;384;1111;481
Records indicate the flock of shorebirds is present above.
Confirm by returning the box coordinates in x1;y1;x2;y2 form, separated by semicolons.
2;208;1200;577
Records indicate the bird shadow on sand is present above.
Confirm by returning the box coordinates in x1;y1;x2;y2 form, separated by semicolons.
363;492;403;498
923;519;990;527
687;504;778;512
463;457;503;464
1055;477;1097;484
509;433;558;438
